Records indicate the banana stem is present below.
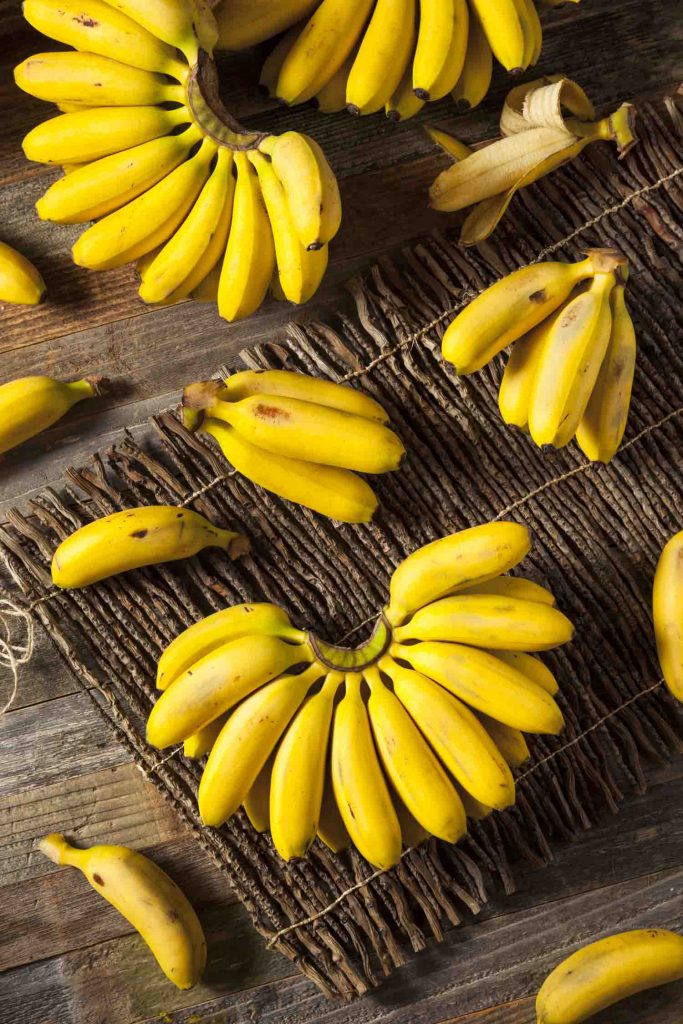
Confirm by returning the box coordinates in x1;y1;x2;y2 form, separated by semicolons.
186;51;269;151
344;672;362;697
38;832;84;868
307;612;392;671
363;664;383;690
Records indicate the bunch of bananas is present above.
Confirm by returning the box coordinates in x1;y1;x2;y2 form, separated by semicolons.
0;241;46;305
653;530;683;705
182;369;404;523
0;375;103;456
443;248;638;462
147;522;574;870
15;0;341;320
216;0;561;121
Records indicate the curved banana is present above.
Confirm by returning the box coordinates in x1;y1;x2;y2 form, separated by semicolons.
0;375;100;454
415;0;469;102
332;673;402;869
386;61;425;121
386;522;531;626
487;649;559;695
364;665;467;841
653;531;683;702
0;244;46;307
576;280;636;463
391;641;564;733
345;0;416;115
451;8;492;111
536;929;683;1023
458;575;555;605
198;664;323;827
475;711;530;767
39;833;205;989
215;0;318;50
183;714;228;759
468;0;525;72
221;370;388;423
147;634;311;748
270;670;344;859
498;314;556;429
106;0;213;64
381;657;515;809
14;51;184;106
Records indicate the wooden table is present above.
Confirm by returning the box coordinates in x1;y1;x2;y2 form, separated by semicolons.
2;1;682;1021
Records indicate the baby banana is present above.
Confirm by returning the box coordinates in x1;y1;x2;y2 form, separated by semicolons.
345;0;416;115
487;649;559;695
183;714;228;759
458;575;555;605
536;929;683;1023
0;375;101;455
14;51;184;107
498;314;556;429
653;530;683;702
451;7;492;112
0;243;46;306
414;0;469;102
221;370;389;423
475;711;530;768
39;833;206;989
215;0;318;50
316;771;351;852
243;751;275;832
51;505;246;588
468;0;524;71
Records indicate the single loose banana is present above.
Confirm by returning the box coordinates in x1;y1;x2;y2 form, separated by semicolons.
0;244;46;307
0;375;101;455
653;530;683;702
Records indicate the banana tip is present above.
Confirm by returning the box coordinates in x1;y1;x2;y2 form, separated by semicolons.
346;103;361;117
414;87;430;102
227;533;250;559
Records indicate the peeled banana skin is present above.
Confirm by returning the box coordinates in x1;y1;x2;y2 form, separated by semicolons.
0;375;102;455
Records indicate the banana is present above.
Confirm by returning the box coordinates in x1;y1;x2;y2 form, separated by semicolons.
73;137;216;270
415;0;469;102
453;779;492;821
198;663;323;827
487;650;559;695
201;418;378;523
106;0;213;64
23;0;187;79
475;711;530;767
314;49;356;112
157;603;299;690
249;151;329;304
381;657;515;809
0;243;46;307
498;314;557;429
523;0;543;64
14;51;184;107
52;505;245;589
451;7;493;111
468;0;525;71
37;127;199;224
276;0;375;106
332;673;402;869
215;0;319;50
259;24;302;96
576;280;636;463
391;641;564;733
458;576;555;605
528;271;616;448
386;522;532;626
364;665;467;841
511;0;537;68
147;634;311;748
270;671;344;859
536;929;683;1023
258;132;341;250
183;714;227;759
217;151;274;322
345;0;416;115
221;370;389;423
386;61;426;122
392;787;430;847
0;375;100;454
39;833;205;989
653;531;683;702
243;751;275;832
191;262;221;302
317;770;351;852
393;594;573;650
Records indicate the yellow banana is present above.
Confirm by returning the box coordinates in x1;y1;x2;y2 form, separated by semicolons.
536;929;683;1024
392;787;430;847
468;0;525;71
147;634;311;748
345;0;416;115
458;575;555;605
201;418;378;523
475;711;530;767
217;151;274;322
653;531;683;702
221;370;389;423
215;0;318;50
52;505;245;589
106;0;213;64
14;51;184;106
386;60;425;121
498;313;558;429
391;641;564;733
317;770;351;852
198;664;323;827
258;24;303;96
386;521;531;625
243;751;275;832
415;0;469;102
39;833;205;989
0;243;46;307
183;714;228;759
453;779;493;820
157;603;299;690
511;0;537;68
393;594;573;650
487;649;559;695
258;132;341;250
270;671;344;859
576;281;636;462
0;375;100;455
451;7;493;111
381;657;515;809
191;262;221;302
364;665;467;842
314;48;356;112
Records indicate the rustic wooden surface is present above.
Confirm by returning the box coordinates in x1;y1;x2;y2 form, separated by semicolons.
1;0;683;1021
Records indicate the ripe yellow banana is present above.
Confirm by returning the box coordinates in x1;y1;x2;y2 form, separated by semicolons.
381;657;515;809
198;664;323;827
511;0;539;68
270;670;344;859
191;262;221;302
243;751;275;832
536;929;683;1023
451;7;492;111
313;50;355;112
453;779;492;820
576;280;636;462
653;531;683;702
393;594;573;650
415;0;469;102
468;0;525;71
475;711;530;767
217;151;274;322
0;375;100;455
183;713;228;759
332;673;402;869
52;506;245;589
157;602;299;690
201;418;378;523
364;665;467;841
391;641;564;733
345;0;416;115
0;243;46;307
317;770;351;852
39;833;205;989
386;521;532;626
498;313;557;429
215;0;318;50
221;370;388;423
386;61;425;121
107;0;214;64
458;575;555;605
147;634;311;748
392;787;430;847
259;24;303;96
14;51;184;106
487;649;559;695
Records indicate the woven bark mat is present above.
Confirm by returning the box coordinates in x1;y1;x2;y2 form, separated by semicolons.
2;100;682;1000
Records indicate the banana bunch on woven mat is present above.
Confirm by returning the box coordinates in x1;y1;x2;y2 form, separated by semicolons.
443;247;638;463
214;0;575;121
147;522;574;870
15;0;341;319
182;370;405;523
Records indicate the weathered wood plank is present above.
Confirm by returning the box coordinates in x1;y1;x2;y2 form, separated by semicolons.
0;619;79;712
